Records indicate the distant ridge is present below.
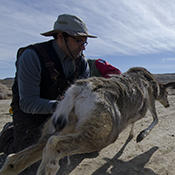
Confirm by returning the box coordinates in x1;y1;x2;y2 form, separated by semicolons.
0;73;175;88
0;78;14;89
153;73;175;84
3;77;14;80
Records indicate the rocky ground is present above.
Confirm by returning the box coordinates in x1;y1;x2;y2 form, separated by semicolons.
0;74;174;175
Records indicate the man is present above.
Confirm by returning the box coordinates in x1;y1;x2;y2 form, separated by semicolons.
0;14;97;155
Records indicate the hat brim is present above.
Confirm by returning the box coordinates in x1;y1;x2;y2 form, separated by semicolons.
41;29;97;38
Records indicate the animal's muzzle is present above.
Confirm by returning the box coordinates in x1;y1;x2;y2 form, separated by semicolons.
165;104;169;108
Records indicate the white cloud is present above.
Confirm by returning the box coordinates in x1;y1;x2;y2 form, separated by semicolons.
2;0;175;57
162;58;175;63
1;0;175;78
146;63;175;73
73;0;175;56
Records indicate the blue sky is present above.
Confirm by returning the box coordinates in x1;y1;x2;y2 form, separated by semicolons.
1;0;175;79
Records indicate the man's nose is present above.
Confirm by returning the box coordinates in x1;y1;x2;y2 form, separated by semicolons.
80;44;86;50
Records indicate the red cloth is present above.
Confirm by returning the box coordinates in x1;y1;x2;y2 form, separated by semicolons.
95;59;121;78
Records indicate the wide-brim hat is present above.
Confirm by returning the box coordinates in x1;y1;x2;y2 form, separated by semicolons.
41;14;97;38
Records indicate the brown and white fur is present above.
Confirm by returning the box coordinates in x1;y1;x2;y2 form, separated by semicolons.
0;67;175;175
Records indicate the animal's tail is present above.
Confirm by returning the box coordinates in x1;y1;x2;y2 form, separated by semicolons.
52;84;83;131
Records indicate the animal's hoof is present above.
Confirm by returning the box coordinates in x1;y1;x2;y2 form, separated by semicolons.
136;130;146;143
52;114;67;131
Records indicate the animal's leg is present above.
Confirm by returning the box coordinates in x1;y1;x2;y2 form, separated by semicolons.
137;97;158;142
129;123;134;139
137;81;175;142
36;135;63;175
37;131;109;175
0;141;46;175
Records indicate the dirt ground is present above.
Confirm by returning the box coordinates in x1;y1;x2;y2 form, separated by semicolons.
0;75;175;175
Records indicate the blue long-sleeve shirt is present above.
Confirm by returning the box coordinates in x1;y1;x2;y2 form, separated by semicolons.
16;40;90;114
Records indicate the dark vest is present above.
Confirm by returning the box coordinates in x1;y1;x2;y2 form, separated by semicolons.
11;39;86;109
10;40;88;151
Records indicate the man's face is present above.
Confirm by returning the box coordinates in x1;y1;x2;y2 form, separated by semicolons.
64;35;88;59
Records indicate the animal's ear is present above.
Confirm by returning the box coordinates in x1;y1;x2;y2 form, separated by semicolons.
164;81;175;89
151;80;159;98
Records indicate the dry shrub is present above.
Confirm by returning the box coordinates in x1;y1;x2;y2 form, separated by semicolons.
0;83;12;99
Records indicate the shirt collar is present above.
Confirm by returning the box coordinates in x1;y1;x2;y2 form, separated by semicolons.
52;39;67;61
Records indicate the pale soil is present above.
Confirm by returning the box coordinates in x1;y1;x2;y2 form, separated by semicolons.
0;75;175;175
0;96;175;175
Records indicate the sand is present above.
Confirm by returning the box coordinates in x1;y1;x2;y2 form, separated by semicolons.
0;75;175;175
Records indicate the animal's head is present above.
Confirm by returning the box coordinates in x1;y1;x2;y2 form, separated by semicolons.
154;82;175;108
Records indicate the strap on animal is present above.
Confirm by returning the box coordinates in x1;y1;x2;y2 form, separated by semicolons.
33;44;59;80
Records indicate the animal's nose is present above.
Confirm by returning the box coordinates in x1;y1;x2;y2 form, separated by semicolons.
165;104;169;108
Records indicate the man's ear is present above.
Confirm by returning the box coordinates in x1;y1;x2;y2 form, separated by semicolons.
57;33;64;41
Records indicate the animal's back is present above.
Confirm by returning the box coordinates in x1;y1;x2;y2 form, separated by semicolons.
53;68;153;145
69;72;148;142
